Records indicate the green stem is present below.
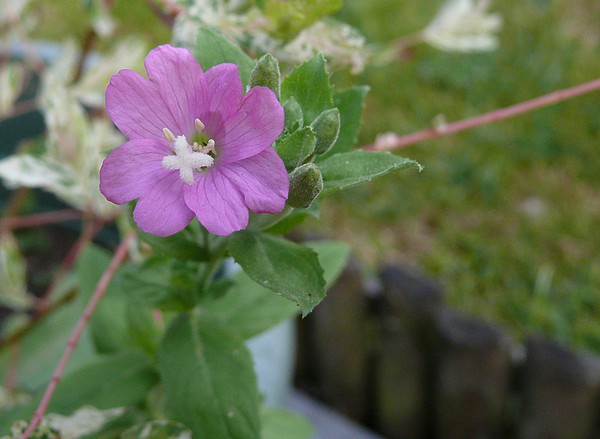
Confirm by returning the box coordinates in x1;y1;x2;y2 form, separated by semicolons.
199;236;230;292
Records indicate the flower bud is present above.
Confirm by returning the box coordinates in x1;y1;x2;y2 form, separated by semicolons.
287;163;323;208
249;53;281;100
283;97;303;132
310;108;340;155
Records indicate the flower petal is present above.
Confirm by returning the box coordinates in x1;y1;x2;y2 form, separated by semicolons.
220;147;289;214
200;63;243;129
144;45;208;135
183;170;249;236
106;70;177;140
106;45;206;140
133;171;195;237
99;139;171;204
216;86;284;164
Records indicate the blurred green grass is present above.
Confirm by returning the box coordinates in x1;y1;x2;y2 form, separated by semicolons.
319;0;600;350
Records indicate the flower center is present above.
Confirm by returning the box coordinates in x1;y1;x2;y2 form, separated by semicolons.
161;118;216;185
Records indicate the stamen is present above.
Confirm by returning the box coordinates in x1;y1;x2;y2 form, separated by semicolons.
195;118;205;132
163;127;176;143
205;139;216;154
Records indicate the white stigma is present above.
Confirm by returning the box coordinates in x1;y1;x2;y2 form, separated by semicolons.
162;135;214;185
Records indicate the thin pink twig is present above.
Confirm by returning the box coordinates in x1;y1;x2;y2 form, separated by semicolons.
21;231;136;439
0;210;82;231
364;77;600;151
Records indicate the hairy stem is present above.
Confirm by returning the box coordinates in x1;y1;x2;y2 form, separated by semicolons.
364;76;600;151
21;231;135;439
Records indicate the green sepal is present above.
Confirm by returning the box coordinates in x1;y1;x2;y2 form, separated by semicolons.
311;108;340;155
275;126;316;170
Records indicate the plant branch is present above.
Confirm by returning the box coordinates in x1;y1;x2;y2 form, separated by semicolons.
364;76;600;151
0;209;82;231
144;0;180;27
21;231;135;439
0;290;77;353
71;28;98;84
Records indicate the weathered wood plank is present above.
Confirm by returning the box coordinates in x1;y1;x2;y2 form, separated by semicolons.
434;310;513;439
518;336;600;439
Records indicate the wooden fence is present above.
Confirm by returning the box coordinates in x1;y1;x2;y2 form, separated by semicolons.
295;260;600;439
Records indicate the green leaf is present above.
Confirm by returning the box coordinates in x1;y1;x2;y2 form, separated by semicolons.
78;245;128;353
118;257;201;310
77;244;111;300
275;127;316;170
261;408;313;439
229;231;325;315
122;420;192;439
0;295;96;392
205;240;349;338
203;271;298;340
305;240;351;289
158;313;261;439
319;150;422;191
0;351;159;431
77;244;128;353
48;351;158;413
321;86;369;159
264;204;319;234
125;302;161;355
77;245;159;353
281;54;333;124
195;27;255;86
137;227;208;261
0;248;105;391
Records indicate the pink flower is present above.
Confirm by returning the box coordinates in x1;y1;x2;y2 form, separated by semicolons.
100;45;288;236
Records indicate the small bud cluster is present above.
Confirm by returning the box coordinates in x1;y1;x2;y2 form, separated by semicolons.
249;56;343;210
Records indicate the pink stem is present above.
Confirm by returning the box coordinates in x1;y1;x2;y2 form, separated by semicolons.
21;232;136;439
364;77;600;151
0;210;82;231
